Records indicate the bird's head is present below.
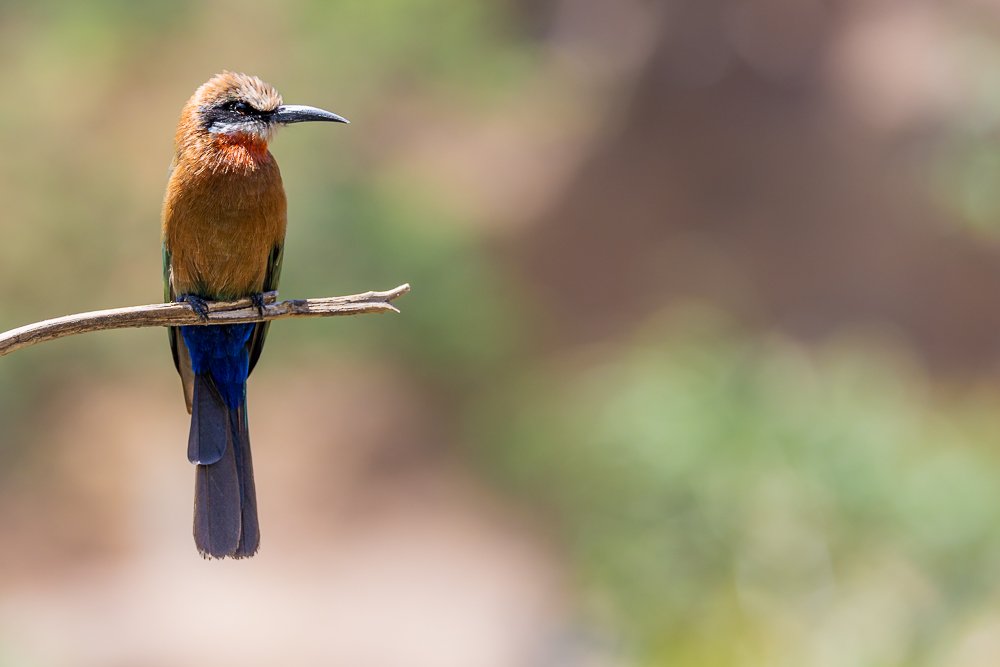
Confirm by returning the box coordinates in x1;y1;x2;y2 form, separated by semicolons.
176;71;348;159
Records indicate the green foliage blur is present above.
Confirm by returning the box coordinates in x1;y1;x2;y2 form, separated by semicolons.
3;2;1000;666
475;309;1000;665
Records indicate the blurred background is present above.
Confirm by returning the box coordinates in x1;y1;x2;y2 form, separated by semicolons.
5;0;1000;665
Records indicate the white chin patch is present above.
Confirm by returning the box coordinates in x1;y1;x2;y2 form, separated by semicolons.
208;121;271;141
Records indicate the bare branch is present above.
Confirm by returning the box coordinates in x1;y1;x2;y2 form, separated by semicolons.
0;284;410;358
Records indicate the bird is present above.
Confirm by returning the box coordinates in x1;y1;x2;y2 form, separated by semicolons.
161;71;348;558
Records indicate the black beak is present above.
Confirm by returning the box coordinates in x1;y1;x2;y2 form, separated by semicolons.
272;104;349;125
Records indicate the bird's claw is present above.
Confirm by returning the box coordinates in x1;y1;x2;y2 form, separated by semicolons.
179;294;211;320
250;293;267;318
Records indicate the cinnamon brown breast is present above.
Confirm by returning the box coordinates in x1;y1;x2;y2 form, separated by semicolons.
163;148;287;300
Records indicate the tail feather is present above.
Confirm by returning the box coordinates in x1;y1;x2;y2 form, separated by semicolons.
232;404;259;558
193;441;241;558
191;374;259;559
188;376;229;465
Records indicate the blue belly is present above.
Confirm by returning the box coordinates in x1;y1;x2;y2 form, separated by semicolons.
181;323;256;409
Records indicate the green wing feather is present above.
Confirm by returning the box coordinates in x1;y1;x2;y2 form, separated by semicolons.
164;243;196;412
248;243;283;375
163;243;181;373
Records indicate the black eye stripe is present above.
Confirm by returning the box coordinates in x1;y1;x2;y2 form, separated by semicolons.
199;100;273;131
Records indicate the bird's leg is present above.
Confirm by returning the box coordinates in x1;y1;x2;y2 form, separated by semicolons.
250;293;267;318
178;294;211;321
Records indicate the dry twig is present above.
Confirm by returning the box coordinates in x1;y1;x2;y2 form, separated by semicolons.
0;284;410;357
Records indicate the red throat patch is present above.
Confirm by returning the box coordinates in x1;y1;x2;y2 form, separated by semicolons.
214;133;271;170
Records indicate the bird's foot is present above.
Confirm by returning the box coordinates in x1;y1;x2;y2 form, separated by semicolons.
250;293;267;318
178;294;211;320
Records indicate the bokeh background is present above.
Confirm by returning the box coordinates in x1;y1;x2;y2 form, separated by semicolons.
4;0;1000;665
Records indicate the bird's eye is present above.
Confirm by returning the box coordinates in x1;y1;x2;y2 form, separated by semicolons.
222;100;251;114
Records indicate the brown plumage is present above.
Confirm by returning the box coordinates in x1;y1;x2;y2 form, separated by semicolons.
164;72;287;301
161;71;348;558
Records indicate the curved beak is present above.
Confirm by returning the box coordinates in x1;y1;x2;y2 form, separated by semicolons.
272;104;349;125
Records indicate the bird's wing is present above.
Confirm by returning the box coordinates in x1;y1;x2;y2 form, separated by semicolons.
164;243;196;412
247;243;283;376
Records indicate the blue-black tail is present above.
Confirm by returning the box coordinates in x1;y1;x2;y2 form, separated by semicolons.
182;323;259;558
